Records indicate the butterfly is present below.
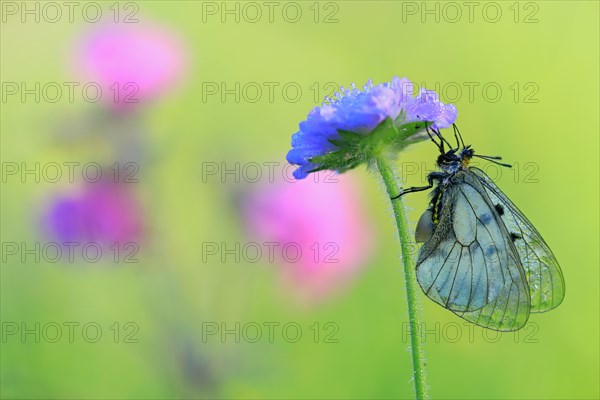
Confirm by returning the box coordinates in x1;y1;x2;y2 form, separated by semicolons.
394;124;565;331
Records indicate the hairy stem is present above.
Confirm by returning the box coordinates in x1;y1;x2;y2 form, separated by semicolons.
375;155;429;400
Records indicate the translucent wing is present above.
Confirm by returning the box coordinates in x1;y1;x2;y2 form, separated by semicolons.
416;171;531;331
469;167;565;312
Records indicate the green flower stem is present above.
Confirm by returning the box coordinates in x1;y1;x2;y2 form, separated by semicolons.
375;155;429;400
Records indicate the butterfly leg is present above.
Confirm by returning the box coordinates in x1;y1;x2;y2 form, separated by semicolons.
390;171;444;200
391;184;432;200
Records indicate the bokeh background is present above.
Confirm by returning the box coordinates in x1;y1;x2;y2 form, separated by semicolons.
1;1;598;399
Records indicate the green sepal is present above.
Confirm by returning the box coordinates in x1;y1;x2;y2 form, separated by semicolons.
393;120;433;145
337;129;364;145
308;118;434;174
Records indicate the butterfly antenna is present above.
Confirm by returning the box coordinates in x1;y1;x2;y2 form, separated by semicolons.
433;127;453;151
425;123;443;153
477;154;502;160
477;154;504;160
473;154;512;168
453;123;466;148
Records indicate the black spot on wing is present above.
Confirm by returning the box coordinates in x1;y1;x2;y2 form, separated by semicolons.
494;203;505;216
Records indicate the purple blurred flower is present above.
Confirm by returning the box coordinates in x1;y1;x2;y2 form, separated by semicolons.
241;174;375;303
44;180;143;246
76;23;186;108
287;76;457;179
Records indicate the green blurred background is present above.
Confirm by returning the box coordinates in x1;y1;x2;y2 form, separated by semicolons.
1;1;598;399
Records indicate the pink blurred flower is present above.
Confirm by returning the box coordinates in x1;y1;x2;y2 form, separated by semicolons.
241;174;376;303
44;179;144;247
76;23;186;109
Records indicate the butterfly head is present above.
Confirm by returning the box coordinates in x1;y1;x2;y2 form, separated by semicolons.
437;146;474;173
460;146;475;167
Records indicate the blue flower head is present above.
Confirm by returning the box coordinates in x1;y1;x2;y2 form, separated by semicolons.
286;77;457;179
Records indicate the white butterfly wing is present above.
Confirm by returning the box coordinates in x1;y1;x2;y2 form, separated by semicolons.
469;167;565;312
416;171;531;331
